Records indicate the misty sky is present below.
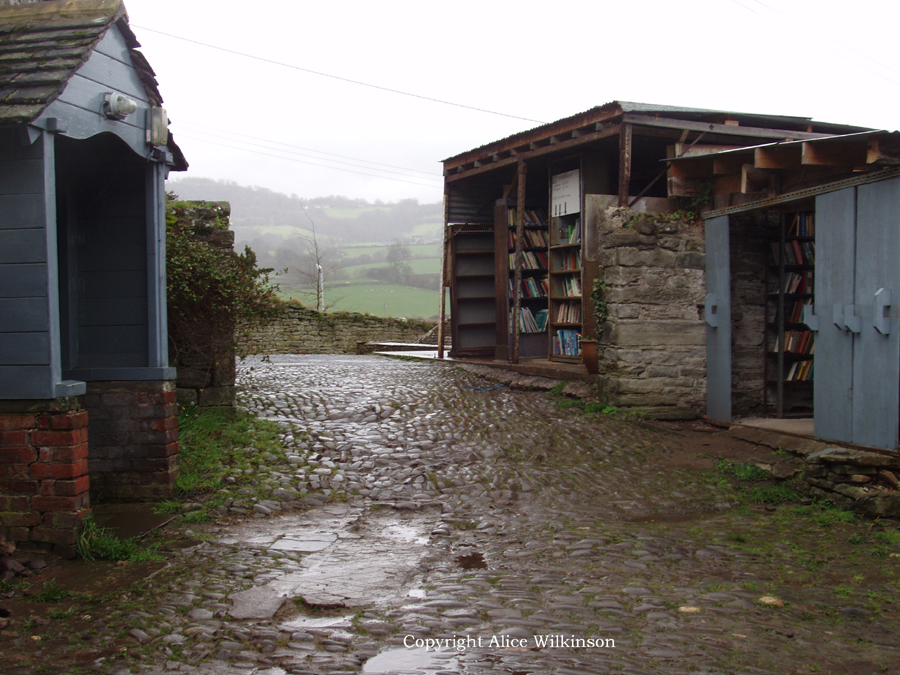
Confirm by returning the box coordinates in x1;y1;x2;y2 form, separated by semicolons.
122;0;900;204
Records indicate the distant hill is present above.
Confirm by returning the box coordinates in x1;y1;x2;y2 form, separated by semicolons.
166;177;442;247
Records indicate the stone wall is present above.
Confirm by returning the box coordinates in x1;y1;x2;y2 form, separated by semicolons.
0;400;91;558
590;199;706;418
82;382;179;502
240;305;434;355
804;447;900;518
167;201;237;410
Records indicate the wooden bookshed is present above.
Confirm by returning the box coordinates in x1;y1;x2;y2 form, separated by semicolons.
438;101;867;417
665;130;900;451
0;0;186;556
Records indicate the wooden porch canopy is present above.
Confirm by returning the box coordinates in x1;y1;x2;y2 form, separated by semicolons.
664;130;900;212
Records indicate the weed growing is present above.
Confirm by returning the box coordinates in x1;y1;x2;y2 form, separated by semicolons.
76;516;162;563
26;579;71;603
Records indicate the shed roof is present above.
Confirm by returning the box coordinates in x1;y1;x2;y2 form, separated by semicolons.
0;0;185;169
443;100;872;171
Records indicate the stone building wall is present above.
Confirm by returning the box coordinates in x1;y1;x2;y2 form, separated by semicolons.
590;199;706;418
240;305;434;356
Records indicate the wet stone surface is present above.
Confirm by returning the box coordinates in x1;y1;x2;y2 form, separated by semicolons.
4;354;900;674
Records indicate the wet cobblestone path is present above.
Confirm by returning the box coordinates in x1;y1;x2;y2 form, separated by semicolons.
7;354;900;675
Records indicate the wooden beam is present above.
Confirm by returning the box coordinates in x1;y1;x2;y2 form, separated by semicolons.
445;124;621;183
621;113;833;142
668;176;707;198
674;142;744;157
714;174;743;196
868;138;900;165
741;164;769;194
802;141;868;166
755;145;802;170
667;158;715;179
713;155;749;176
512;160;527;364
618;123;632;207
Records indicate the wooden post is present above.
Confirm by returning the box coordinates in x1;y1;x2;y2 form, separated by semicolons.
512;160;527;363
437;187;449;359
618;123;632;207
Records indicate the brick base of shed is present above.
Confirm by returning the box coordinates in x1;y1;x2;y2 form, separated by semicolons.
0;401;91;559
83;381;179;502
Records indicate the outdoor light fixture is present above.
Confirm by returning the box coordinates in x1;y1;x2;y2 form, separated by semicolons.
102;91;138;120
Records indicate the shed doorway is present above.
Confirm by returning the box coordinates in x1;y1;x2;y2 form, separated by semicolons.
705;177;900;451
55;133;150;377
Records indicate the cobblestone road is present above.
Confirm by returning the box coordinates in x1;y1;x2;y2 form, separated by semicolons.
7;355;900;675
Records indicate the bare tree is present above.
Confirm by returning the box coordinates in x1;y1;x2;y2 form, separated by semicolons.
287;208;343;312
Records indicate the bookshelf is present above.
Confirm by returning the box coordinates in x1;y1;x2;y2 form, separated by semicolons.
765;211;815;417
450;226;496;357
548;168;583;362
506;204;549;357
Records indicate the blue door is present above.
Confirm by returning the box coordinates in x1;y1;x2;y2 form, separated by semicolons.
705;216;732;422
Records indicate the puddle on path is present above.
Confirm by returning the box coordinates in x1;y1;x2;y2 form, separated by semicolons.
279;614;354;631
383;523;430;545
269;532;337;552
363;646;460;674
225;508;441;619
456;551;486;569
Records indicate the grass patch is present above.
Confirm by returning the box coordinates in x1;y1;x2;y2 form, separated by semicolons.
76;516;162;563
25;579;71;603
175;404;283;496
716;459;770;482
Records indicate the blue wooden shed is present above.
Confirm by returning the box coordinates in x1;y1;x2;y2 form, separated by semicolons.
0;0;187;554
0;0;186;399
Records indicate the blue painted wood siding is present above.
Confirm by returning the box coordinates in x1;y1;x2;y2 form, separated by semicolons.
0;128;65;399
38;26;151;158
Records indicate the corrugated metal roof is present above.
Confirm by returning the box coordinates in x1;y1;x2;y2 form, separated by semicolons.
443;100;872;165
663;129;897;164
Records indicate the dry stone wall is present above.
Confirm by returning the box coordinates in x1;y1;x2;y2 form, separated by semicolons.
590;199;706;418
240;305;433;355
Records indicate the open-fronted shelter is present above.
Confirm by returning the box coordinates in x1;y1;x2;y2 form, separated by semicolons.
0;0;186;555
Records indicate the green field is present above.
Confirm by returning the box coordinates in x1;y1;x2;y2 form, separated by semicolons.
284;282;442;320
339;257;440;277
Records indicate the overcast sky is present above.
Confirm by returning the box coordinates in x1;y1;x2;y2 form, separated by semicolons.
123;0;900;205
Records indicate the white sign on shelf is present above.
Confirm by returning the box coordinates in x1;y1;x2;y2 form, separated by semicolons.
551;169;581;216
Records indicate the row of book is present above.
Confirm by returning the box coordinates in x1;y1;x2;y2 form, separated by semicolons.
557;275;582;297
785;359;814;382
788;212;815;238
507;208;548;229
551;329;582;356
556;218;582;245
785;299;812;325
773;239;815;266
556;301;582;323
508;250;548;270
511;307;548;333
507;228;548;248
508;276;549;299
775;330;814;355
555;249;582;271
783;270;813;295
